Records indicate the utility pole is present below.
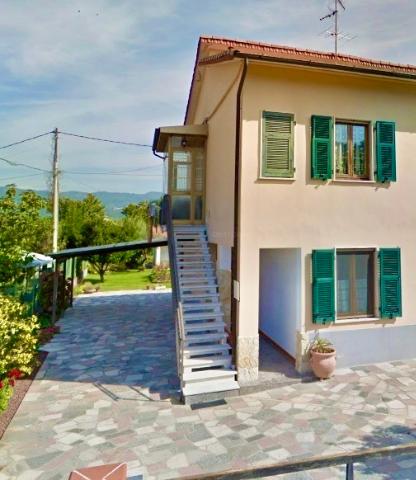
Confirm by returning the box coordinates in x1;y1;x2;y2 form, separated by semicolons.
51;128;59;324
52;128;59;252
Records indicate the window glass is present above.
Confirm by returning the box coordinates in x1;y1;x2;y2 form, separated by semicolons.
173;164;191;192
336;250;374;318
335;124;348;175
353;125;366;177
172;196;191;220
335;121;369;179
355;252;372;314
337;252;351;315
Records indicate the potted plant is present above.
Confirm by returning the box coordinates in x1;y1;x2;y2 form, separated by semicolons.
309;336;336;380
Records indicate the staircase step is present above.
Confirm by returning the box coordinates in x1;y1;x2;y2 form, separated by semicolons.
183;369;237;383
177;260;213;265
179;278;217;285
174;235;206;240
184;344;230;356
184;332;227;344
176;245;209;250
182;293;219;299
182;304;221;312
183;311;224;320
182;379;239;397
177;252;210;257
183;356;232;369
184;321;225;332
180;286;218;293
178;271;215;276
174;226;206;231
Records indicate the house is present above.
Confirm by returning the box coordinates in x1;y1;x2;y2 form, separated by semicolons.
153;36;416;397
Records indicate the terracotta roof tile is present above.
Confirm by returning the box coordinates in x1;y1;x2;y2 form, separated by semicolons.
185;35;416;123
199;36;416;77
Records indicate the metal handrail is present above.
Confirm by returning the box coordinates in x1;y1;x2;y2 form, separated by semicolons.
162;195;180;309
162;195;185;377
173;442;416;480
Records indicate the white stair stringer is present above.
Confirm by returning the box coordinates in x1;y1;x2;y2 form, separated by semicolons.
171;224;239;401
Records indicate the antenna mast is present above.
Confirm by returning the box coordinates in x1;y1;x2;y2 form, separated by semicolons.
320;0;346;55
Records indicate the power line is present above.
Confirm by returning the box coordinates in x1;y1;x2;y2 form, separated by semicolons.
0;131;53;150
65;171;162;177
0;173;45;182
64;164;161;175
0;155;50;172
59;131;152;148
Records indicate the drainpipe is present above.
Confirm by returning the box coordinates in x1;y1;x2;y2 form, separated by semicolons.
230;58;248;366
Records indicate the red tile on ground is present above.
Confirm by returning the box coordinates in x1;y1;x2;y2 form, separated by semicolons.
68;463;127;480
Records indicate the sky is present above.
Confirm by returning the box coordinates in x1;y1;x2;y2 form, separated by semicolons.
0;0;415;194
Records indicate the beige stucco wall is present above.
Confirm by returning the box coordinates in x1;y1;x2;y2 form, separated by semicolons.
237;62;416;375
190;59;242;247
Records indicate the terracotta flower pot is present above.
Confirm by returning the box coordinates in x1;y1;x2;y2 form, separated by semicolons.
310;349;336;380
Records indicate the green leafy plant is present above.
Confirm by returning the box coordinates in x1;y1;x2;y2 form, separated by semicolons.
149;266;170;284
0;185;51;289
0;378;14;413
0;296;39;377
309;336;335;354
39;272;71;316
81;282;99;293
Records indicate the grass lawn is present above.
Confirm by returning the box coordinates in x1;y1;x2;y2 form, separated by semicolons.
84;269;168;292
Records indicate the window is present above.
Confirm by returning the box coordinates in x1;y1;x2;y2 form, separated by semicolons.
312;247;402;323
261;111;294;178
311;116;397;183
335;121;370;179
336;249;375;318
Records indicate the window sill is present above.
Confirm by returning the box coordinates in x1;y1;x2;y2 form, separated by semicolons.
335;316;387;325
331;179;376;185
257;176;295;182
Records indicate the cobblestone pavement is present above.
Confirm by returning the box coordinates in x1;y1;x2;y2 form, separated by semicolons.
1;291;416;479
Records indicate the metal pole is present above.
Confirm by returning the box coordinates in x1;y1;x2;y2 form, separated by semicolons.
51;260;59;323
346;462;354;479
70;258;75;307
52;128;59;253
334;0;338;54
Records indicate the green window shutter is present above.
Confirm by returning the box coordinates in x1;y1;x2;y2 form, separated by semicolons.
312;249;335;324
311;115;333;180
379;248;402;318
262;111;294;178
375;121;396;182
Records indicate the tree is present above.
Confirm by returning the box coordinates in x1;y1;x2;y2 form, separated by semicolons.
84;219;122;282
59;195;152;281
0;185;51;287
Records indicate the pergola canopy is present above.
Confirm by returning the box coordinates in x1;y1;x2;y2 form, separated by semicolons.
48;239;167;261
153;124;208;153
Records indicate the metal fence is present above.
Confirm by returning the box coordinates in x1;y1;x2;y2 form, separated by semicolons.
174;442;416;479
2;277;41;316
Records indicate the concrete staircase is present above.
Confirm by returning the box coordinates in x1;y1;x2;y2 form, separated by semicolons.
173;225;239;402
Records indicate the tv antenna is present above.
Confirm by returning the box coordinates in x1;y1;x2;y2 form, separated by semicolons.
320;0;354;54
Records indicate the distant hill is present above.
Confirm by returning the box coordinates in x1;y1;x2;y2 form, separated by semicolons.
0;186;163;218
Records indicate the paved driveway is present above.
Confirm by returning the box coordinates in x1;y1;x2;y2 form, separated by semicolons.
1;291;416;480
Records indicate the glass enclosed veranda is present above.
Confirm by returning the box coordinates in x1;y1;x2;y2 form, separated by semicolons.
153;124;207;225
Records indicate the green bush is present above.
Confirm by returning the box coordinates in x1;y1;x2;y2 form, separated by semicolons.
0;378;13;413
149;266;170;284
0;295;40;377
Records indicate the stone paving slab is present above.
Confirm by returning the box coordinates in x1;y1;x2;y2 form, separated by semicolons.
1;291;416;479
